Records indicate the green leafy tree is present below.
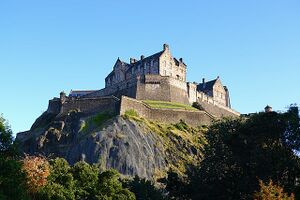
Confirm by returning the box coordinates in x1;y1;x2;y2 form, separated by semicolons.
0;114;29;200
159;171;189;200
37;158;135;200
72;161;99;199
126;176;165;200
187;107;300;199
96;169;136;200
37;158;75;200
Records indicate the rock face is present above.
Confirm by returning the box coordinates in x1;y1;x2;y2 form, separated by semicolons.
16;111;204;179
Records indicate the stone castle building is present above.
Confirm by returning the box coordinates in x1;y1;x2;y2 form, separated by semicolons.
70;44;231;108
47;44;239;126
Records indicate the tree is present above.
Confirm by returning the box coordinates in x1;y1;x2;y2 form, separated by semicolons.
96;169;136;200
254;180;295;200
126;176;165;200
159;171;189;200
0;114;16;156
71;161;99;199
37;158;75;200
187;107;300;199
0;114;29;200
37;158;136;200
22;155;50;197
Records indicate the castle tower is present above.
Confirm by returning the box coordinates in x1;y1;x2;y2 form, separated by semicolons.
60;91;66;104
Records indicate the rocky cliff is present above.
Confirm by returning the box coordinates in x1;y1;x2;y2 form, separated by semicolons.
16;110;206;179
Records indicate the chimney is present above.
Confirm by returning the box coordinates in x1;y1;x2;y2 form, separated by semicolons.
179;58;183;63
141;55;145;60
130;58;136;64
202;78;205;83
163;43;169;51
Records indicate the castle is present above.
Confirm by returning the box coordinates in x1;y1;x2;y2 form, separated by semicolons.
47;44;239;126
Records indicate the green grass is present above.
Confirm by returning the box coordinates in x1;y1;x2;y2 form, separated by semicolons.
122;113;207;177
124;109;139;118
79;111;115;134
142;100;198;111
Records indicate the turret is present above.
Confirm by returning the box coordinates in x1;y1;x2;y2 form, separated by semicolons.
60;91;66;104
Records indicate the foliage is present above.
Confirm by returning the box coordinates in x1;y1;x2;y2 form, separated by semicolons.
72;161;99;199
80;112;115;134
91;112;114;127
185;107;300;199
22;155;50;195
0;114;30;200
97;169;136;200
126;176;165;200
0;157;30;200
37;158;75;200
174;120;189;132
0;114;16;156
124;109;139;118
124;114;206;176
254;179;295;200
143;100;198;111
192;102;203;110
37;158;135;200
158;171;188;200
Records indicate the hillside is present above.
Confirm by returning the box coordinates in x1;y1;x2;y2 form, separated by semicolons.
16;109;206;180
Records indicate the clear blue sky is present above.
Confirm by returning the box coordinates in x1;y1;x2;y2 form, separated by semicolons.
0;0;299;135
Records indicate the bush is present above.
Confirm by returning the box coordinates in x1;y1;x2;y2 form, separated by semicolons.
192;102;203;110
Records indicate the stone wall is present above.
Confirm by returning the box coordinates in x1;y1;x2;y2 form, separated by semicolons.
187;82;240;117
60;96;120;115
120;96;213;126
47;98;61;114
136;75;190;104
196;92;240;117
159;45;186;82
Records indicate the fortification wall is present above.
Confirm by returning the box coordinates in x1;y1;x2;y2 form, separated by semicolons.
85;78;137;99
61;96;120;115
47;98;61;114
196;91;240;117
136;75;189;104
120;96;213;126
186;82;239;117
136;75;171;102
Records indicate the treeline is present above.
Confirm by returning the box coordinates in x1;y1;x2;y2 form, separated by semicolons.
1;106;300;200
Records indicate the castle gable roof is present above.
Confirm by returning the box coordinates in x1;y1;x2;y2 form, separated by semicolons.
197;79;218;92
106;59;130;79
126;51;164;73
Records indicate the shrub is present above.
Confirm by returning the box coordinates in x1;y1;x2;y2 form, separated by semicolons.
192;102;203;110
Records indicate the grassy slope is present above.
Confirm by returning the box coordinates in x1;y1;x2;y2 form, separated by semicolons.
142;100;198;111
123;110;207;177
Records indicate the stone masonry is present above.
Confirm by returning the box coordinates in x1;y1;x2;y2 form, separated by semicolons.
46;44;239;125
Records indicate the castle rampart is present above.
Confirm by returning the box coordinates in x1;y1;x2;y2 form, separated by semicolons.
119;96;213;126
47;96;120;116
46;43;240;127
